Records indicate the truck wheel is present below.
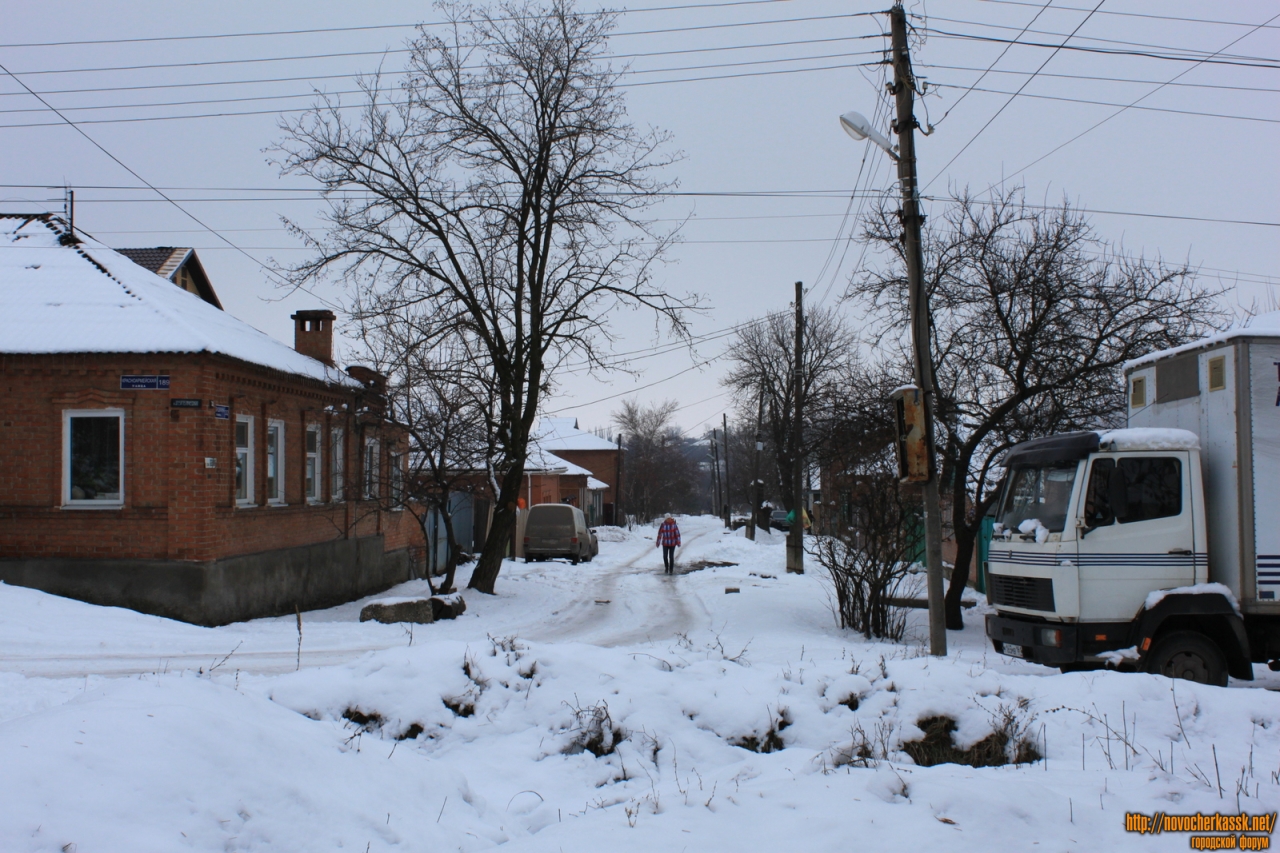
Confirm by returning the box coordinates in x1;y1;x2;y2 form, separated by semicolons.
570;553;580;566
1145;631;1228;687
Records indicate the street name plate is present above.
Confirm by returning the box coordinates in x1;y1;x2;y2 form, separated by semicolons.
120;374;170;390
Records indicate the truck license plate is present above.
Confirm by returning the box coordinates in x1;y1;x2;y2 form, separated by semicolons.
1000;642;1024;658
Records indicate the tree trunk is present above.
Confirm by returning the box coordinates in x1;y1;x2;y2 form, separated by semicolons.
945;518;979;630
467;460;525;594
439;500;460;595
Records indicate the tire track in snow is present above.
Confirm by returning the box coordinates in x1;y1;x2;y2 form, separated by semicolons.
526;529;714;646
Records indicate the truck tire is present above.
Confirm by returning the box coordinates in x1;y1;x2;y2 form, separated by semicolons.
1145;631;1228;687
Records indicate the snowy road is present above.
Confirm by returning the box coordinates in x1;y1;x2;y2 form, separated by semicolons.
525;527;713;646
5;515;1280;853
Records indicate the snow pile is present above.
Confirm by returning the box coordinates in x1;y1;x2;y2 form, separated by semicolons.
2;516;1278;851
1018;518;1050;544
1144;582;1242;615
1098;428;1200;452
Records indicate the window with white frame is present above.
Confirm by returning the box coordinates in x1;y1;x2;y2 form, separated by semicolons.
389;452;405;509
305;424;321;502
63;409;124;507
235;416;254;505
330;427;344;502
266;419;285;504
363;437;379;500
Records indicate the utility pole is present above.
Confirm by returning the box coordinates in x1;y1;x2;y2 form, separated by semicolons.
710;429;722;517
746;390;764;541
615;433;624;527
890;3;947;657
786;280;805;574
722;412;732;528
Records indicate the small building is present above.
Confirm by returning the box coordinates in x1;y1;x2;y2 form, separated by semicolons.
533;417;624;524
0;214;420;625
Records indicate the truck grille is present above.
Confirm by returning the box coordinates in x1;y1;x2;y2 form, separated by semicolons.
988;575;1055;611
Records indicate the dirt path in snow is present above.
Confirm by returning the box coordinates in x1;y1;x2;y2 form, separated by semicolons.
525;529;714;646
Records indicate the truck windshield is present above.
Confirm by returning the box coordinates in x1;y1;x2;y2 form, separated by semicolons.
998;463;1078;534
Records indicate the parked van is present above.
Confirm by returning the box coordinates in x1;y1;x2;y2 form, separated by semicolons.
524;503;598;564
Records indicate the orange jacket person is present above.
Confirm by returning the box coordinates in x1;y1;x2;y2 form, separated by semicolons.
656;516;681;575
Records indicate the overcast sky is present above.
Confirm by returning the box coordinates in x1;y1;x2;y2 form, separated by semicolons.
3;0;1276;436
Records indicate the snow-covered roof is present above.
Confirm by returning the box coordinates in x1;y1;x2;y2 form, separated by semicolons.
1125;311;1280;372
587;477;608;491
534;417;618;451
1098;427;1200;452
0;214;357;388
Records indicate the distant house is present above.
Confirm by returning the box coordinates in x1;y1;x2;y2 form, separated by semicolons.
533;417;623;524
0;214;420;625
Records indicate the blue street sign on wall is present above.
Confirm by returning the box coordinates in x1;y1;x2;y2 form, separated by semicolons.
120;375;170;390
214;405;231;420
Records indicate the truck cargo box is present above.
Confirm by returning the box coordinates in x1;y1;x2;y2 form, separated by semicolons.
1126;316;1280;615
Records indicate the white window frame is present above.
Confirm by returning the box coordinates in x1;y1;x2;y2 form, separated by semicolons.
235;415;255;507
304;424;321;503
363;437;380;501
330;427;345;502
62;408;125;509
389;451;405;510
266;419;286;505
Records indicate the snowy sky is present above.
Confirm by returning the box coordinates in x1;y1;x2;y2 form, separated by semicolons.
1;0;1276;435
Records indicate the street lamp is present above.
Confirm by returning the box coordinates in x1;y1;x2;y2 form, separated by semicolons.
838;111;898;160
839;34;948;658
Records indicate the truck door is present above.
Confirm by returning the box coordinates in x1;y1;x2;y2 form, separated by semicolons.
1075;452;1196;623
988;461;1081;619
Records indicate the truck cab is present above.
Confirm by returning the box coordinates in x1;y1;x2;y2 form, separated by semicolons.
985;428;1251;685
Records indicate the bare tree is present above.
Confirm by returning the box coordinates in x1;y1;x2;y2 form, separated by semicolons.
359;311;494;593
809;450;922;641
612;398;699;522
275;0;696;594
722;307;861;521
850;188;1227;628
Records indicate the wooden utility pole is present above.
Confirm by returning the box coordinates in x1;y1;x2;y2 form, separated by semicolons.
786;280;805;573
710;429;722;517
746;390;764;541
890;3;947;656
722;412;732;528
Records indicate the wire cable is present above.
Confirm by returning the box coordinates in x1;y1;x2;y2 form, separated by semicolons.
995;9;1280;188
923;0;1104;191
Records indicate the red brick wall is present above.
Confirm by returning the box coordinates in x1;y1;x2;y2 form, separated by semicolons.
547;448;620;505
0;352;421;563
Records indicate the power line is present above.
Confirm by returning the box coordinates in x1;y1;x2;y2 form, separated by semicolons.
970;0;1280;30
928;0;1054;130
922;13;1277;62
0;47;889;118
0;61;290;284
924;28;1280;69
0;0;813;49
0;32;887;102
994;10;1280;187
0;61;887;129
926;80;1280;125
917;63;1280;95
3;12;884;77
923;0;1105;191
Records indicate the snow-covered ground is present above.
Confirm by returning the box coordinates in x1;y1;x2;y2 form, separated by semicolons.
3;515;1279;852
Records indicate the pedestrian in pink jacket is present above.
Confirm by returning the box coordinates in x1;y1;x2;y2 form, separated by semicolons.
656;516;681;575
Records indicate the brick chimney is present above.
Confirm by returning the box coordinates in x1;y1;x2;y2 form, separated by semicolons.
290;309;336;366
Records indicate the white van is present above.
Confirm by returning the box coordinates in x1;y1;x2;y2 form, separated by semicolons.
523;503;598;564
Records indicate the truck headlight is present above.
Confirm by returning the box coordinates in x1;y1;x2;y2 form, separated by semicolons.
1038;627;1063;648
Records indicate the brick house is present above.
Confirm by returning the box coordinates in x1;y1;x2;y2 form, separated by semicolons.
0;213;420;625
533;417;623;524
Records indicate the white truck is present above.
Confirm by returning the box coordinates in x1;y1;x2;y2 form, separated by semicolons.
985;318;1280;685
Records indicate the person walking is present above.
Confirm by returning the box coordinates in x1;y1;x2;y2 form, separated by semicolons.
656;515;681;575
